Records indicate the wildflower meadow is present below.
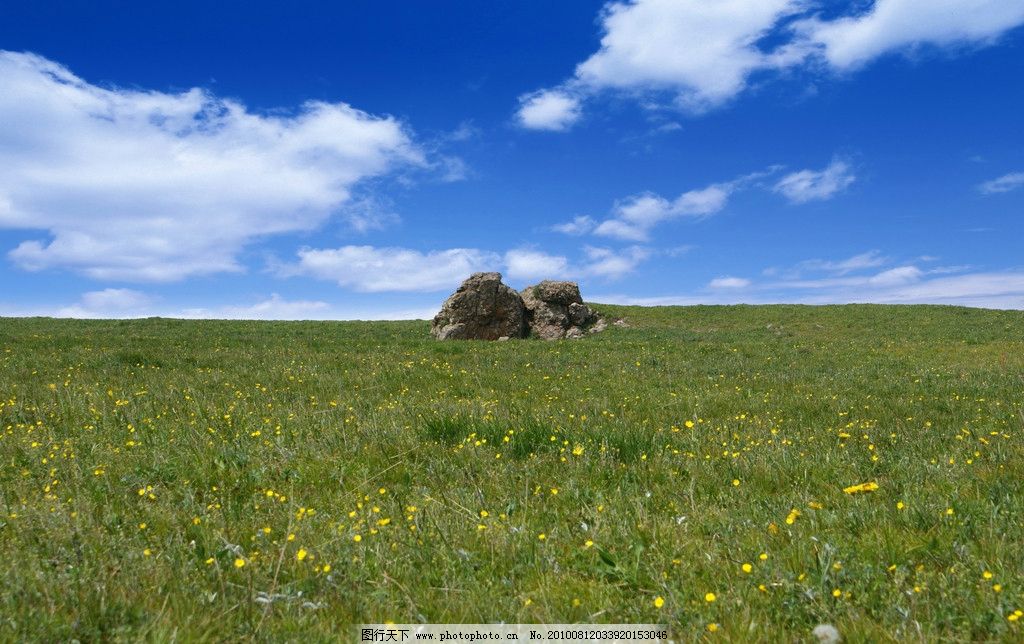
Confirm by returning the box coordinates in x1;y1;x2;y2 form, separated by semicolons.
1;304;1022;641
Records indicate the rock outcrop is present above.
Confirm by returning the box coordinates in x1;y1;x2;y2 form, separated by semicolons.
520;280;600;340
432;273;606;341
430;272;528;340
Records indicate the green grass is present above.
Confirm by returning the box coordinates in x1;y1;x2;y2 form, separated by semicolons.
1;304;1023;642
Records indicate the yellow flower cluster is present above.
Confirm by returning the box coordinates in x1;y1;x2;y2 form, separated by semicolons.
843;481;879;495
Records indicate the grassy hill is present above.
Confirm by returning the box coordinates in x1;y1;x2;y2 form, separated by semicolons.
1;305;1022;641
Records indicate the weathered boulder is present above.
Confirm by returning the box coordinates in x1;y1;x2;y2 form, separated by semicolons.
520;280;600;340
431;272;528;340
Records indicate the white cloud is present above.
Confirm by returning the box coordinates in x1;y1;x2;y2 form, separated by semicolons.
979;171;1024;194
762;257;985;298
594;184;733;240
335;196;401;234
283;246;500;293
516;89;582;131
597;263;1024;310
764;250;890;278
589;170;768;241
673;184;733;216
551;215;597;236
520;0;1024;126
767;266;1024;308
576;0;804;112
81;288;151;311
447;121;480;142
613;194;674;228
812;250;888;275
56;288;153;317
504;248;570;281
285;242;651;291
2;290;444;320
866;265;923;286
0;51;423;281
709;276;751;289
603;249;1010;306
773;159;855;204
860;271;1024;307
593;218;650;242
797;0;1024;70
559;162;848;244
581;245;651;279
184;294;331;320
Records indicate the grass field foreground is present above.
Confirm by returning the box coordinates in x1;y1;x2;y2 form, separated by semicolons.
1;304;1023;641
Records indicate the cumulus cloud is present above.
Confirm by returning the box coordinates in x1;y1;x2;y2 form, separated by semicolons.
0;51;423;281
516;89;582;131
592;219;649;242
580;169;774;241
773;159;855;204
504;248;570;281
282;243;651;291
56;288;153;317
551;215;597;236
978;171;1024;194
576;0;805;112
519;0;1024;128
797;0;1024;70
581;245;651;279
595;184;733;240
555;161;849;244
283;246;500;292
81;288;151;311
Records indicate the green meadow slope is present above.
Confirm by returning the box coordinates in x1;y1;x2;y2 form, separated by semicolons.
1;305;1022;641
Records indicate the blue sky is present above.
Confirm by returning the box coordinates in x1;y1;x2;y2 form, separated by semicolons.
1;0;1023;319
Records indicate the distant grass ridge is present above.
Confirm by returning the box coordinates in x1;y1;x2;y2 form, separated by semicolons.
0;304;1022;641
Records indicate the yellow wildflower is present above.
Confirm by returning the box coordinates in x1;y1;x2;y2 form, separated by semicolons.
843;481;879;495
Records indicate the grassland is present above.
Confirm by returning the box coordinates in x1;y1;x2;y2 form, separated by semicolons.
1;304;1023;642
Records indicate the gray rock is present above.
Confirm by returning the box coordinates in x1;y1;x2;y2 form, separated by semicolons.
588;318;608;334
521;280;600;340
811;624;841;643
565;327;585;340
431;272;528;340
431;275;612;341
568;302;591;326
